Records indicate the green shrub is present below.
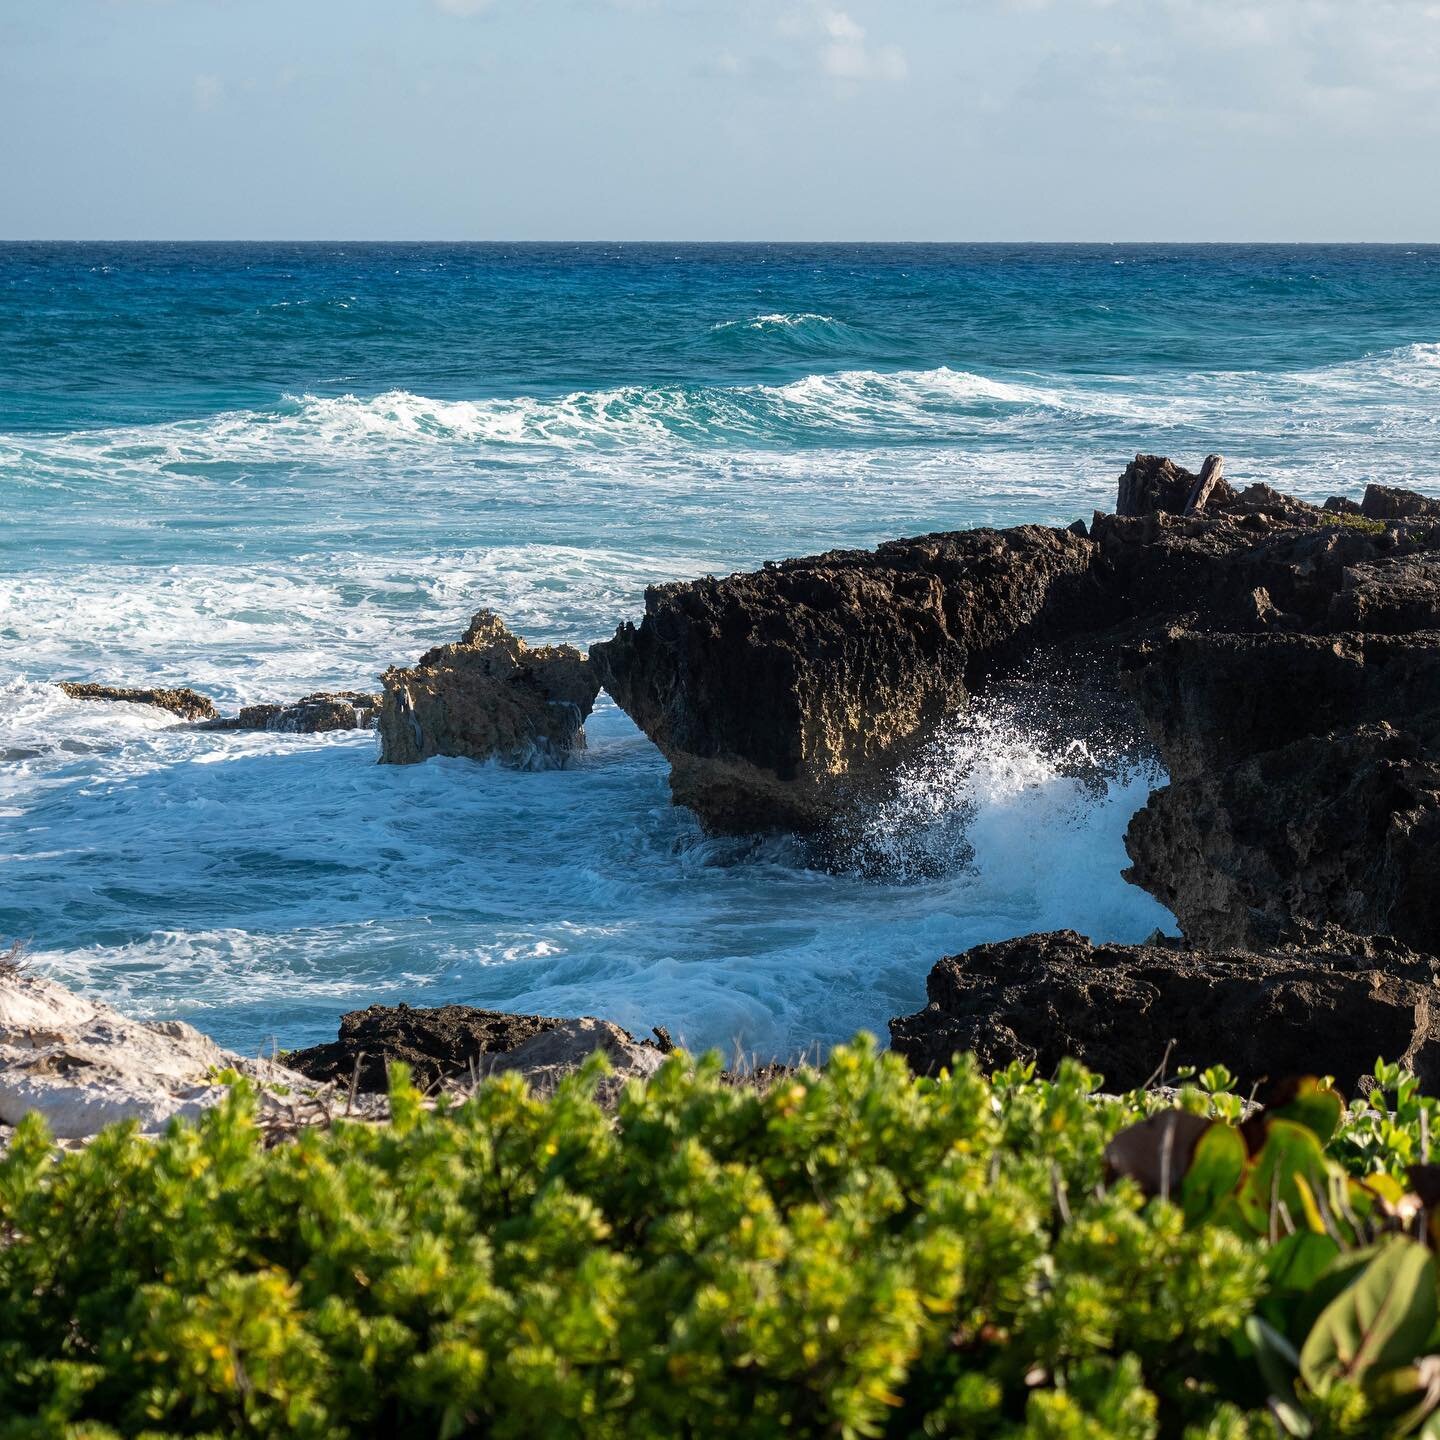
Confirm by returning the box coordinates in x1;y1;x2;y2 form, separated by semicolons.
1;1045;1438;1438
1317;510;1386;535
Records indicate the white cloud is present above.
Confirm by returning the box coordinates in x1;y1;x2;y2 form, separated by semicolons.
789;3;908;83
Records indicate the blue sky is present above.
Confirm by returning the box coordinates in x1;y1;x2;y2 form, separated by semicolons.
3;0;1439;240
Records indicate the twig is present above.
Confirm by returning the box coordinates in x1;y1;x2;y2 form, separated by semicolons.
1142;1038;1178;1093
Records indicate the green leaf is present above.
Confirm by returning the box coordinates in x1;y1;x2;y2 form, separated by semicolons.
1263;1232;1345;1339
1181;1122;1246;1224
1262;1078;1346;1145
1235;1119;1335;1238
1300;1238;1438;1392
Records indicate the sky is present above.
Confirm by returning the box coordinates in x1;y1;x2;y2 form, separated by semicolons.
3;0;1439;240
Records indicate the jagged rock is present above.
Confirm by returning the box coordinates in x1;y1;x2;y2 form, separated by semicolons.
1114;453;1236;518
590;457;1440;960
590;527;1098;832
1125;723;1440;951
1118;614;1440;952
1362;484;1440;522
1330;554;1440;633
203;690;382;734
58;682;217;722
378;611;599;768
0;969;308;1140
1119;629;1440;783
286;1001;664;1095
589;463;1431;836
889;930;1440;1093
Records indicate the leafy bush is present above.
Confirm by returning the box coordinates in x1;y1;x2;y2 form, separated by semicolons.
1317;511;1387;535
1;1043;1439;1438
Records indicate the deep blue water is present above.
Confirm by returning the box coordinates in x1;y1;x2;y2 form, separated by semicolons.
2;244;1438;1055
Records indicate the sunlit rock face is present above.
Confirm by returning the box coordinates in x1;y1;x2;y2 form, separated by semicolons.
378;609;600;770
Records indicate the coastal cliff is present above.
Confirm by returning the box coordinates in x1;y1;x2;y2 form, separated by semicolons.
594;463;1440;953
586;460;1440;1076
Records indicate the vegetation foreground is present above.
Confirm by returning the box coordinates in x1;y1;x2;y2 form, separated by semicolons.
4;1045;1440;1439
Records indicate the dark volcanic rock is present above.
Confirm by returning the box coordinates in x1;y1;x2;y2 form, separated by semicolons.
286;1002;666;1095
1330;553;1440;633
1114;452;1236;518
1362;483;1440;522
59;682;218;722
203;691;382;734
889;930;1440;1093
1126;723;1440;951
589;458;1440;839
378;610;600;768
1119;618;1440;951
287;1004;563;1091
595;454;1440;959
590;526;1098;832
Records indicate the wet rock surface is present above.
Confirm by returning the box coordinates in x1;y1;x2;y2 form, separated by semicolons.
58;682;218;722
378;610;600;768
202;690;382;734
889;929;1440;1093
886;472;1440;1083
286;1001;665;1095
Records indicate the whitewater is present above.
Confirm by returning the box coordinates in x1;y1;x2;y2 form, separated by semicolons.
3;243;1438;1056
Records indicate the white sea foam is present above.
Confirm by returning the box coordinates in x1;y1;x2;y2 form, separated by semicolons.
9;692;1172;1059
5;343;1438;494
711;312;842;330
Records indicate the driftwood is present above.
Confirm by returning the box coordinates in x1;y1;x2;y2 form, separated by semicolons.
1184;454;1226;515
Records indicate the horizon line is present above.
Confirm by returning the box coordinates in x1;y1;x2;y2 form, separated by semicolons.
3;237;1438;248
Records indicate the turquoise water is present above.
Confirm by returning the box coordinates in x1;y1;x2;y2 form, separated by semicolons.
3;244;1438;1055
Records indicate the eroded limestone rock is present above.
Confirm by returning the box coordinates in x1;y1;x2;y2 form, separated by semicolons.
0;969;308;1140
203;690;382;734
59;682;218;722
378;611;599;768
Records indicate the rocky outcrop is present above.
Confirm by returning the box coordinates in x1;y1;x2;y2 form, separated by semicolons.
59;682;218;722
592;450;1440;965
590;527;1099;832
286;1001;666;1095
1115;624;1440;948
379;611;600;768
1362;483;1440;522
286;1003;565;1090
203;690;382;734
1125;723;1440;950
889;929;1440;1093
0;968;309;1140
59;681;381;733
1114;452;1236;518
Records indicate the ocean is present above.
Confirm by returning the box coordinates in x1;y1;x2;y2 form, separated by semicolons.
2;242;1438;1057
